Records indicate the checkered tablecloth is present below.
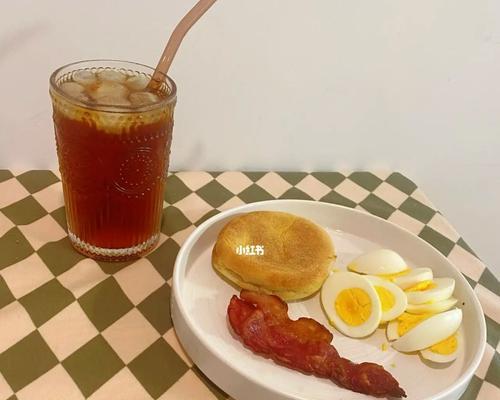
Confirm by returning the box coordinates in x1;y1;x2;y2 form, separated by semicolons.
0;170;498;400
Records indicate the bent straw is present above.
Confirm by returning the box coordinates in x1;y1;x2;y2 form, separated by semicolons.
148;0;218;90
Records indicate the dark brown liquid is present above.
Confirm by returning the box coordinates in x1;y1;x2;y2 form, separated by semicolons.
54;106;173;253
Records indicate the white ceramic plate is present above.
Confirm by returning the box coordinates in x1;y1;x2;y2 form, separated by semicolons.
171;200;486;400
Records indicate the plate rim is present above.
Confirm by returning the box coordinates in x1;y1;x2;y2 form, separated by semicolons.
171;199;486;400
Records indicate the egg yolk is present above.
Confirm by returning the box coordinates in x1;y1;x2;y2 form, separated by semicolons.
405;280;437;292
379;269;410;281
429;333;458;355
335;288;372;326
375;286;395;312
397;312;432;336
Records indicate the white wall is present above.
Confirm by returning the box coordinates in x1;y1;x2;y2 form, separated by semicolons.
1;0;499;277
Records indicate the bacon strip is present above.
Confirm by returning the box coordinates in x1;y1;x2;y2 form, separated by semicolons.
228;290;406;398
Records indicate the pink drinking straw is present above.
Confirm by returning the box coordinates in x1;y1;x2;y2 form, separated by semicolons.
148;0;218;90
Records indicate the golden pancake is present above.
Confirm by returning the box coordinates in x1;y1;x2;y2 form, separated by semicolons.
212;211;335;300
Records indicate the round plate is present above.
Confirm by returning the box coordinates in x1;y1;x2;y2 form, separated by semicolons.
171;200;486;400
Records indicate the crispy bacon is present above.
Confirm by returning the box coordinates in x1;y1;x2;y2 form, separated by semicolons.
228;290;406;398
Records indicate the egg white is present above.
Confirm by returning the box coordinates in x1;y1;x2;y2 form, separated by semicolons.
386;319;400;341
385;312;430;341
393;267;433;290
365;276;407;322
406;297;458;314
392;309;462;352
347;249;407;275
405;278;455;305
321;272;381;338
420;329;462;363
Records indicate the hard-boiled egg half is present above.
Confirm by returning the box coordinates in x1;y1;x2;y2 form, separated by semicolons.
387;307;461;333
321;271;381;338
405;278;455;304
390;267;433;289
420;329;462;363
347;249;407;275
406;297;458;314
391;309;462;353
365;276;407;322
386;312;430;341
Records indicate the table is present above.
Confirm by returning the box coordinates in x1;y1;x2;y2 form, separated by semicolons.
0;170;498;400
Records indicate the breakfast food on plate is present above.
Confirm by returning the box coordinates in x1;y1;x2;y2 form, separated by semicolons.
387;312;430;341
212;211;335;300
213;213;463;372
404;277;455;305
390;309;462;352
387;309;462;364
347;249;407;275
320;272;408;338
321;271;382;338
365;276;408;322
405;297;458;314
322;249;463;364
420;330;462;363
386;308;462;363
389;267;433;289
228;290;406;398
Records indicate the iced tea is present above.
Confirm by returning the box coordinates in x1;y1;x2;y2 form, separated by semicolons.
49;60;176;261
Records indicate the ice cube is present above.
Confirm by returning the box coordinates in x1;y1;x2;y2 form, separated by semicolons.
95;95;131;106
90;81;129;101
60;82;84;96
126;74;149;91
72;70;97;86
129;91;160;107
97;69;127;82
59;82;89;102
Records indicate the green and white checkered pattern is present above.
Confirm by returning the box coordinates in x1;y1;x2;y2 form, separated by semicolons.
0;170;498;400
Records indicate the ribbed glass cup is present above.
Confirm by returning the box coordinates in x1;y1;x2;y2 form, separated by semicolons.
49;60;176;261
